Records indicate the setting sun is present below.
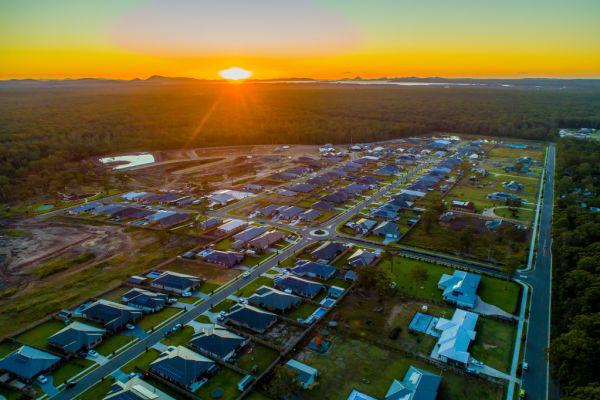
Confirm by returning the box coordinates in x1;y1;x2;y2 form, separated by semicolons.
219;67;252;81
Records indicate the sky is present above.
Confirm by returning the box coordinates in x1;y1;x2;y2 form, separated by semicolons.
1;0;599;80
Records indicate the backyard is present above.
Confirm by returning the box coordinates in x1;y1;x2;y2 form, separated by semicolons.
470;317;517;373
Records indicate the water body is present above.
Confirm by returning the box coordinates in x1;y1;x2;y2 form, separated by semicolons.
99;153;155;170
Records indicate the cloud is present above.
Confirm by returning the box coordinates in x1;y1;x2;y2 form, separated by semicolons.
110;0;360;56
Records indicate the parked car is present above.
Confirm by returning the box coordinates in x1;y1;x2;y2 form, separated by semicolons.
125;323;135;330
37;375;48;384
242;271;251;278
181;291;192;298
238;297;247;304
87;350;98;358
167;298;177;304
471;360;484;367
172;323;182;332
522;362;529;371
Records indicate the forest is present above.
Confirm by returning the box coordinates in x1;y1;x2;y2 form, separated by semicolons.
549;139;600;400
1;82;600;203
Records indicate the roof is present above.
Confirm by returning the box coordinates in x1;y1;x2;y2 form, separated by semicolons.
273;275;325;298
248;286;302;311
348;390;378;400
152;271;201;291
435;309;478;364
83;299;142;331
105;376;176;400
438;271;481;309
204;251;244;267
299;209;322;221
311;241;347;261
285;359;318;385
233;226;269;242
49;321;106;353
248;230;285;250
122;288;168;309
276;205;305;218
385;366;441;400
291;261;336;280
190;326;246;360
149;346;215;387
227;304;277;332
373;221;400;237
0;345;61;380
347;249;376;267
218;219;247;232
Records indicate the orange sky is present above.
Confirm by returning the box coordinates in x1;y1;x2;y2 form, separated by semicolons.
1;0;599;79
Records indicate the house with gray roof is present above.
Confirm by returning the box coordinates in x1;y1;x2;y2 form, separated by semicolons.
83;299;142;332
273;275;325;299
310;241;348;262
0;345;61;381
248;286;301;312
204;250;244;268
254;204;280;218
151;271;202;294
49;321;105;354
275;205;306;220
438;271;481;309
347;249;376;267
233;226;269;243
298;209;322;222
122;288;168;313
105;376;176;400
226;304;278;333
149;346;216;389
190;326;248;361
248;230;285;252
384;366;441;400
373;221;400;240
432;309;478;366
291;261;336;281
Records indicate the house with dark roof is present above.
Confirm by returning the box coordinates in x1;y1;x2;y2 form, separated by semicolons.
312;200;335;211
352;218;377;234
275;205;305;220
371;207;398;220
288;183;316;193
451;200;475;212
226;304;278;333
190;326;248;361
273;275;325;299
149;346;216;389
151;271;202;294
345;183;369;194
373;221;400;240
0;345;61;381
83;299;142;332
347;249;377;267
310;241;348;262
233;226;269;243
438;271;481;309
254;204;280;218
356;175;381;185
105;376;176;400
374;165;400;176
298;209;322;222
201;217;222;230
122;288;168;313
49;321;105;354
291;261;336;281
248;286;302;312
204;250;245;267
248;230;285;252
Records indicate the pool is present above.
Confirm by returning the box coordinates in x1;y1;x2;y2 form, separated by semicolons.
408;312;433;333
320;298;336;308
311;307;328;320
146;271;161;279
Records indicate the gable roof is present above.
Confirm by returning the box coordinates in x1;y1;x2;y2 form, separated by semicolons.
311;241;347;261
0;345;61;380
152;271;201;291
347;249;376;267
49;321;105;353
227;304;277;333
233;226;269;242
248;286;302;311
149;346;215;387
248;230;285;250
385;366;441;400
105;376;176;400
273;275;325;298
434;309;478;364
83;299;142;331
438;271;481;309
122;288;168;310
285;359;318;385
291;261;336;280
190;326;246;360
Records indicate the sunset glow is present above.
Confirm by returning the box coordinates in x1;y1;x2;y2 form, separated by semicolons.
219;67;252;81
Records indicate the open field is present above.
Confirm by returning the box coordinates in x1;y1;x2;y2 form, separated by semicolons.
14;319;65;349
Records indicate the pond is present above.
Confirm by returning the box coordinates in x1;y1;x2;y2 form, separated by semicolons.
99;153;155;170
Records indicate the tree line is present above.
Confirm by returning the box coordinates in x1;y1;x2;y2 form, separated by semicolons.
549;139;600;399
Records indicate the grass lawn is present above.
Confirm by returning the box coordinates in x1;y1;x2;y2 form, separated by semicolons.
162;326;194;347
245;252;274;267
77;377;115;400
236;276;274;298
294;335;501;400
493;207;536;222
176;296;198;304
470;317;516;373
14;319;66;349
195;367;244;400
286;302;318;320
52;358;95;385
102;286;131;302
328;277;352;289
0;341;18;358
235;343;279;374
95;333;135;356
195;315;212;323
479;276;520;314
246;391;273;400
214;237;234;251
199;281;221;294
138;307;182;331
0;386;22;400
121;349;161;374
210;299;237;313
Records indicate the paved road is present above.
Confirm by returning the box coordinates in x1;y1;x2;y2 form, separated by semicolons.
519;143;556;400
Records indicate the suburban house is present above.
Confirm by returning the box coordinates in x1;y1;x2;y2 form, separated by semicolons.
348;365;441;400
373;221;400;240
344;270;358;282
48;321;105;354
200;217;222;230
190;326;248;361
226;304;278;333
285;359;318;389
298;209;322;222
151;271;202;294
204;250;245;268
105;376;175;400
248;286;302;312
232;226;269;247
248;230;285;252
288;183;316;193
209;189;254;206
503;180;524;192
254;204;280;218
351;218;377;234
291;261;336;281
310;241;348;263
82;299;142;332
122;288;168;313
273;275;325;299
451;200;475;212
275;205;305;220
216;219;247;235
0;345;62;381
312;200;335;211
347;249;377;267
437;271;481;310
149;346;216;389
432;309;478;367
486;192;521;203
438;211;455;226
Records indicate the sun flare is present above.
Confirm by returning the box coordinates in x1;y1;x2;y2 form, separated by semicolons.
219;67;252;81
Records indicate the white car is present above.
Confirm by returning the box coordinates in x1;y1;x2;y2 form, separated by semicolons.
238;298;247;304
242;271;251;279
522;362;529;371
37;375;48;384
87;350;98;358
125;323;135;330
181;291;192;298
